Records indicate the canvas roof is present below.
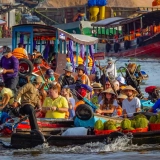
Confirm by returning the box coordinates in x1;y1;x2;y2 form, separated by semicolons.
57;28;98;45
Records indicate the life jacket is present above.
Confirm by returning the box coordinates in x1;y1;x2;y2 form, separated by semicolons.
12;48;27;59
75;74;88;85
84;56;93;67
66;56;83;65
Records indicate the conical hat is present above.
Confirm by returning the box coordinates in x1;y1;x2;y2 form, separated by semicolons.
121;85;138;95
102;88;116;95
91;83;103;90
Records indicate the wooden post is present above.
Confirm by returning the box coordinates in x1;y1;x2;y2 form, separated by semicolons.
59;39;62;53
64;40;66;54
140;17;143;29
40;40;42;53
133;21;136;38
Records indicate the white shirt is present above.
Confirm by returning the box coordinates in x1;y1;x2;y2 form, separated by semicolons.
106;63;117;78
122;97;141;117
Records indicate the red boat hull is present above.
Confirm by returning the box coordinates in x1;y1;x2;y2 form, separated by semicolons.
106;41;160;58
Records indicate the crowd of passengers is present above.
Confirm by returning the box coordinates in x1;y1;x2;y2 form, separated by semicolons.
0;44;158;132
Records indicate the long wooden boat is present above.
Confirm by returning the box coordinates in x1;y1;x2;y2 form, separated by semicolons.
92;10;160;58
2;130;160;149
0;118;74;135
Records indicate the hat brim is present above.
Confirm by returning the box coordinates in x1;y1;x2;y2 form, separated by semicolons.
93;87;103;90
102;90;116;95
63;69;73;73
121;89;138;95
75;67;85;71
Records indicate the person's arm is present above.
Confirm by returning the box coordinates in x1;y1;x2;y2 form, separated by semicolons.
0;93;10;109
101;106;115;114
135;98;141;112
148;99;160;113
14;83;30;102
106;64;114;73
122;100;127;118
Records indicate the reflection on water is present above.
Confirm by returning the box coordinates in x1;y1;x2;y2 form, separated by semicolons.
1;58;160;159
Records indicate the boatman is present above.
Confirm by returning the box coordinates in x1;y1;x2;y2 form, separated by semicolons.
0;46;19;94
105;58;117;79
12;76;43;131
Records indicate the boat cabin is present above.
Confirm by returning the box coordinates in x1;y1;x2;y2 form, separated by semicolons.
91;10;160;56
12;24;103;80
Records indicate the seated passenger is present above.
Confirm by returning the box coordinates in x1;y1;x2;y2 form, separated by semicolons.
42;83;69;119
121;85;141;118
96;88;118;116
148;99;160;113
61;87;75;119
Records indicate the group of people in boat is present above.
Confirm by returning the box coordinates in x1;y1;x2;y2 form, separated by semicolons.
0;45;159;132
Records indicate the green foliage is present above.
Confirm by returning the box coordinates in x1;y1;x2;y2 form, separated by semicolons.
149;115;157;123
91;96;98;105
15;12;21;24
94;119;104;130
121;118;131;130
135;118;148;128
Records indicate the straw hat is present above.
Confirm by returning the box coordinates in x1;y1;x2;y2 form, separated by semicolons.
117;94;127;99
91;83;103;90
107;57;114;64
102;88;116;95
121;85;138;95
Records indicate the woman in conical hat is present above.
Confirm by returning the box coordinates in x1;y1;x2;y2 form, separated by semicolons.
96;88;119;116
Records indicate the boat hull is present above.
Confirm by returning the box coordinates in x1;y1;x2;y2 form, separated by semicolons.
4;130;160;149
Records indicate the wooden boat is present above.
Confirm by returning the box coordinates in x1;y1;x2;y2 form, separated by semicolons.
12;24;105;83
92;10;160;58
2;130;160;149
0;118;74;135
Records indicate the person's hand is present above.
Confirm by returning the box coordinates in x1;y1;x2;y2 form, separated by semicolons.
2;69;7;74
51;106;57;111
12;102;19;108
96;109;102;114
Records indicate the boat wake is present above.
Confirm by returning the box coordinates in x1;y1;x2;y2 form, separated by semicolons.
9;136;160;154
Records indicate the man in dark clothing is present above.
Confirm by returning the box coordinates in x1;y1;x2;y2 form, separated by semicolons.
58;65;75;88
12;76;43;130
0;46;19;93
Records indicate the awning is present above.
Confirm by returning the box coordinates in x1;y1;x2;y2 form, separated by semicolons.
57;29;98;45
0;19;6;26
91;17;128;27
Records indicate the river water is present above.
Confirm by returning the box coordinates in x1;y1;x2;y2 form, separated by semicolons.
1;58;160;160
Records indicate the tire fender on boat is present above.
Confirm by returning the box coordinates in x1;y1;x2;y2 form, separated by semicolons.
19;58;33;78
114;43;120;53
75;104;94;120
136;36;143;46
106;43;111;53
124;40;130;50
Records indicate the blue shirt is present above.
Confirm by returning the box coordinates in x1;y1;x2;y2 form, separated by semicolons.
0;56;19;80
152;99;160;113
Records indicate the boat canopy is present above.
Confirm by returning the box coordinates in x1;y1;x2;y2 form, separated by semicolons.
57;29;98;45
91;17;129;27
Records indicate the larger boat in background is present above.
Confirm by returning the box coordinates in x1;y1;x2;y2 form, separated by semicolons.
91;10;160;58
